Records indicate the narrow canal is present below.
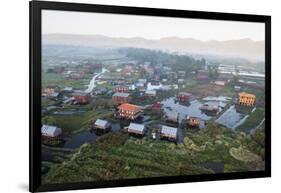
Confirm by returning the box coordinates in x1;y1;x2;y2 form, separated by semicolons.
85;68;107;93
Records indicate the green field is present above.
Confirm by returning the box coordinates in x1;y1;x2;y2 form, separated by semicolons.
42;72;92;90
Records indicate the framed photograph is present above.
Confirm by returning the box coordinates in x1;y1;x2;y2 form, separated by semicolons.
30;1;271;192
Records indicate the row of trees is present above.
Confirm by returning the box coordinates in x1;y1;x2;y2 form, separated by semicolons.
118;48;206;73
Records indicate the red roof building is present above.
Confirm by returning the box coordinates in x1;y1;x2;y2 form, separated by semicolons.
117;103;142;120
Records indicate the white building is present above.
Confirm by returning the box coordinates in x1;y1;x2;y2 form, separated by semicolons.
62;87;73;92
129;84;136;91
41;125;62;138
161;125;178;140
128;123;146;135
94;119;111;130
145;90;157;97
234;86;241;91
147;82;163;91
214;81;226;86
178;79;185;84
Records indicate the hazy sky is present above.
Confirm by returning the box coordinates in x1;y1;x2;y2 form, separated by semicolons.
42;10;265;41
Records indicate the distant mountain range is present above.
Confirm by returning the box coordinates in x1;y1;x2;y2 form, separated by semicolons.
43;34;265;61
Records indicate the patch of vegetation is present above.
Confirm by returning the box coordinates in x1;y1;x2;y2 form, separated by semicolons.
42;109;113;134
221;85;236;97
42;132;213;184
236;108;265;133
118;47;205;72
42;123;265;184
89;98;114;110
252;126;265;147
230;146;262;162
42;98;61;109
184;83;233;98
236;105;253;114
42;72;91;90
229;146;264;171
42;138;64;147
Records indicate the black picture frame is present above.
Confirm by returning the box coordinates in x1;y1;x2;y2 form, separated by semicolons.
30;1;271;192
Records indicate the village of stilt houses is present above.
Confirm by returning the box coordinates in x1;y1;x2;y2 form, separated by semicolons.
41;46;265;184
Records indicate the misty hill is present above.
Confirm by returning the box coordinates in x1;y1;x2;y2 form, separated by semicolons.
43;34;265;61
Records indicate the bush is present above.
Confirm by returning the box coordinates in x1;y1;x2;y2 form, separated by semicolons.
42;116;57;125
96;132;128;149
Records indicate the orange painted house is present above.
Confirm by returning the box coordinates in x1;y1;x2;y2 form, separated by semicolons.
238;92;256;106
187;116;200;127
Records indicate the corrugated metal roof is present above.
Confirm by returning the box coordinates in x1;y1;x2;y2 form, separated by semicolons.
161;125;178;136
145;90;156;95
166;111;178;119
113;92;130;97
41;125;62;137
205;101;219;107
50;92;60;97
128;123;145;132
136;83;144;87
118;103;141;111
95;119;109;127
179;92;192;96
